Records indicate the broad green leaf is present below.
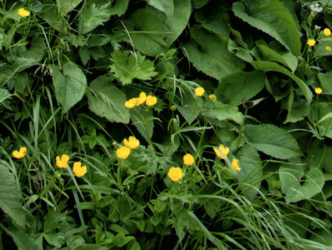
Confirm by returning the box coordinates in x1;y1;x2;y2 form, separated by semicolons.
109;0;130;16
57;0;83;16
314;39;332;58
251;61;313;103
62;245;109;250
13;58;39;73
110;51;158;85
0;164;25;230
195;2;230;37
88;76;130;123
147;0;174;16
44;233;64;248
233;0;301;56
163;0;191;46
318;71;332;94
191;0;209;9
215;70;265;106
313;103;332;138
202;106;244;125
282;88;309;123
181;26;245;80
125;8;167;56
80;3;112;34
280;165;324;203
236;145;263;199
244;124;302;159
50;63;87;113
0;89;11;103
25;37;46;62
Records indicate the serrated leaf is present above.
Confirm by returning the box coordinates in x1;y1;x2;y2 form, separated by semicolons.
215;70;265;106
251;61;312;103
57;0;83;16
147;0;174;16
124;8;167;56
50;63;87;113
110;51;157;85
280;165;324;203
0;89;11;103
109;0;130;16
233;0;301;56
244;124;302;159
181;26;245;80
202;106;244;125
282;88;309;123
236;145;263;199
0;164;25;230
80;3;112;34
318;72;332;94
88;76;130;123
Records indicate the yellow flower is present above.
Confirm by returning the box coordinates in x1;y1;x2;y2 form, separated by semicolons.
125;98;137;109
231;159;241;172
195;87;205;97
213;145;230;160
183;154;195;166
146;95;157;107
209;94;217;102
167;167;183;182
307;39;316;47
18;8;30;17
116;146;130;159
12;147;27;159
56;154;70;169
136;92;146;106
324;28;331;36
326;46;331;51
315;87;323;94
73;162;87;177
124;136;140;149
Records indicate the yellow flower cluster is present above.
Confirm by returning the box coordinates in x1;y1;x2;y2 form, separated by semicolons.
213;144;241;172
56;154;87;178
12;147;27;159
125;92;157;108
194;87;217;101
116;136;140;159
307;28;332;49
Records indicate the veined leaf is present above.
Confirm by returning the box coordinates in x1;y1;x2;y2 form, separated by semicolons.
181;26;245;80
88;76;130;123
233;0;301;56
318;72;332;94
110;50;158;85
282;88;309;124
0;164;25;230
202;106;244;125
50;63;87;113
109;0;130;16
57;0;83;16
251;61;313;103
147;0;174;16
244;124;302;159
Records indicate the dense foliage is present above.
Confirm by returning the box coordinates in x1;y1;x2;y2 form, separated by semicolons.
2;0;332;249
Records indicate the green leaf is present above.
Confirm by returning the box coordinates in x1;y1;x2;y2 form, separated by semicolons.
0;89;11;103
0;164;25;230
282;88;309;123
191;0;209;9
215;70;265;106
80;3;112;34
236;145;263;199
25;37;46;62
57;0;83;16
280;165;324;203
124;8;167;56
244;124;302;159
110;51;158;85
50;63;87;113
314;39;332;58
318;72;332;94
233;0;301;56
202;106;244;125
88;76;130;123
147;0;174;16
251;61;313;103
130;108;154;142
109;0;130;16
181;26;245;80
62;245;109;250
313;103;332;138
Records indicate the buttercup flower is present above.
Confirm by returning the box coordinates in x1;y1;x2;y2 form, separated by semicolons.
12;147;27;159
195;87;205;97
326;46;331;51
146;95;157;107
213;145;230;160
324;28;331;36
167;167;183;182
136;92;146;106
73;162;87;177
124;136;140;149
307;39;316;47
18;8;30;17
116;146;130;159
56;154;69;169
315;87;323;94
183;154;195;166
125;98;137;109
231;159;241;172
209;94;217;102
